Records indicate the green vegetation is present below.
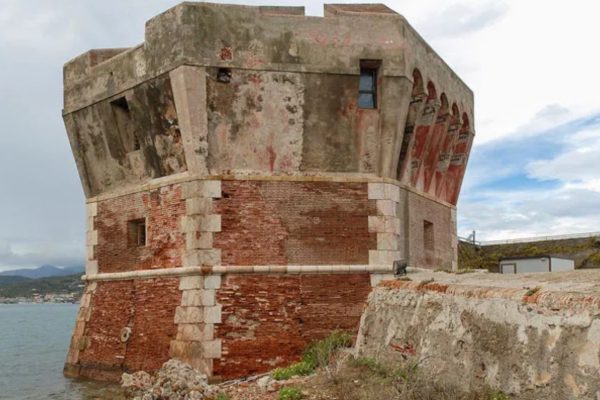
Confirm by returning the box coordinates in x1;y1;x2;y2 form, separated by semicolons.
0;274;83;298
489;391;510;400
277;387;304;400
524;286;541;297
272;331;352;380
0;275;31;286
214;394;230;400
272;360;314;380
319;355;510;400
458;237;600;271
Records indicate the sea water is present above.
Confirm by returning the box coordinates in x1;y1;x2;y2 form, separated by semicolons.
0;303;124;400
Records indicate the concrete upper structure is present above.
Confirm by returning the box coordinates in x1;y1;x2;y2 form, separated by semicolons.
63;1;474;205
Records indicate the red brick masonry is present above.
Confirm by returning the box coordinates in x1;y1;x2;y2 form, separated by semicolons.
214;180;377;265
77;278;181;381
95;184;185;273
214;273;372;379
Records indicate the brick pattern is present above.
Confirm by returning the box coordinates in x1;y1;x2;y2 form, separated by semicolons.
368;182;402;265
95;184;186;273
213;273;372;379
170;275;223;375
214;181;377;266
407;192;455;270
73;278;181;381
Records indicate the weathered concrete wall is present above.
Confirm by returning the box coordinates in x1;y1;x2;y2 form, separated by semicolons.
63;3;474;205
214;180;376;265
357;270;600;399
65;74;186;197
214;273;371;379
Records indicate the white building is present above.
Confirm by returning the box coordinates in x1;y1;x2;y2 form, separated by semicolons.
500;256;575;274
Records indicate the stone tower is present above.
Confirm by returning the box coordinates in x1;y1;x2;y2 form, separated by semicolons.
63;2;474;381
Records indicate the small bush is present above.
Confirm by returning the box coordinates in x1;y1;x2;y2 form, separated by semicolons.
214;394;230;400
489;390;510;400
278;386;304;400
272;331;353;380
302;331;352;369
349;357;389;378
272;360;314;380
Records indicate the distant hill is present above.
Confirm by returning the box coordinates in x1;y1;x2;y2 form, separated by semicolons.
0;275;31;286
0;274;84;298
0;265;84;279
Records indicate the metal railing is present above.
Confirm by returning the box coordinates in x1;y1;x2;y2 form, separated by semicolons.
480;231;600;246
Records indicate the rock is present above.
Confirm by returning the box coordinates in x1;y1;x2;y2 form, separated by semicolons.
256;376;272;392
121;359;212;399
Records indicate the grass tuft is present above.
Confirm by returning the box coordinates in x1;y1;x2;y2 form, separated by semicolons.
272;331;352;380
277;386;304;400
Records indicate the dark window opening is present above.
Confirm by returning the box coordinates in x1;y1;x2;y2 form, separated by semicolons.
111;96;130;112
358;60;380;109
217;68;232;83
128;219;147;247
110;95;140;152
424;220;434;251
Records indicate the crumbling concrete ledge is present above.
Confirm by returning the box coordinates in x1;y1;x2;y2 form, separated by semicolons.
355;269;600;399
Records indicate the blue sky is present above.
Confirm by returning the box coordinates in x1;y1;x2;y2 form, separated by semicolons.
0;0;599;270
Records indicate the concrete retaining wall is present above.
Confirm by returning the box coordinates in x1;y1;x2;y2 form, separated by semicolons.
356;271;600;399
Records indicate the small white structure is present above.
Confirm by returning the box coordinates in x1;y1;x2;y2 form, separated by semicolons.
500;256;575;274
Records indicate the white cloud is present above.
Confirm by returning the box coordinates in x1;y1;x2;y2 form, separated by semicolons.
526;124;600;184
1;0;599;264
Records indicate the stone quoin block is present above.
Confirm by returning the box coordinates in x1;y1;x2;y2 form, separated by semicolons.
179;276;203;290
174;306;204;324
86;202;98;217
369;250;402;265
181;289;216;307
86;230;98;246
186;197;213;215
376;199;397;216
183;249;221;266
203;275;221;290
377;232;400;251
85;260;98;275
368;182;386;200
185;232;213;250
203;305;222;324
384;183;401;203
177;323;214;342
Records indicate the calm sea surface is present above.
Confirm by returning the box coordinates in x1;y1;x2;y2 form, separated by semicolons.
0;304;125;400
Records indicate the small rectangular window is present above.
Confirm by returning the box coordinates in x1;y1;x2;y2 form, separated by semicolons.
424;220;434;251
358;60;380;109
128;219;147;247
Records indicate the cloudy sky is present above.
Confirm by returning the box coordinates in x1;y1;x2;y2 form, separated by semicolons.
1;0;599;270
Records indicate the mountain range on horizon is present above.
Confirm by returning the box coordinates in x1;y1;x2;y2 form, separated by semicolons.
0;265;84;279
